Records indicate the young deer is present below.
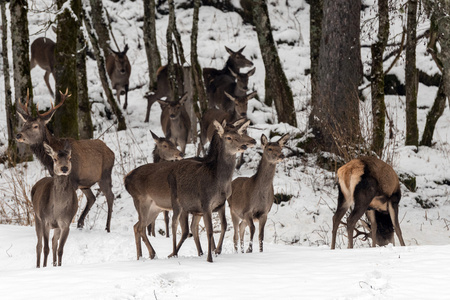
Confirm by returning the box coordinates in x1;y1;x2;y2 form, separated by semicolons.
227;133;290;253
331;156;406;249
32;141;78;267
157;94;191;154
106;45;132;109
30;37;56;98
16;90;116;232
124;119;256;262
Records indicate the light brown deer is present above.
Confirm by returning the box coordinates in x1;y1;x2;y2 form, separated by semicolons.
16;90;116;232
30;37;56;98
32;141;77;267
157;93;191;154
124;119;256;262
106;45;131;109
227;133;290;253
331;156;406;249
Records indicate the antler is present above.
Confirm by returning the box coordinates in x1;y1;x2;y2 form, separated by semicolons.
340;221;370;241
38;89;71;118
18;89;32;116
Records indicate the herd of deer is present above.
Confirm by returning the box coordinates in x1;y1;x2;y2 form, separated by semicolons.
20;38;406;267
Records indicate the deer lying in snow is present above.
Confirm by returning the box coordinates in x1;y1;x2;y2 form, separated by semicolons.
331;156;406;249
227;133;290;253
32;141;77;267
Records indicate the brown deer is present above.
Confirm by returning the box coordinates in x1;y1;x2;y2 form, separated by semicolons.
227;133;290;253
106;45;131;109
331;156;406;249
16;90;116;232
147;130;184;238
203;46;254;94
157;93;191;154
32;141;77;267
30;37;56;98
124;119;256;262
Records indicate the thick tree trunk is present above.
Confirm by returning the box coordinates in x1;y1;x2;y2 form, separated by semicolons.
310;0;362;157
251;0;297;127
309;0;322;128
89;0;111;57
54;0;80;139
370;0;389;156
405;0;419;146
420;76;446;146
166;0;180;101
9;0;34;161
143;0;161;91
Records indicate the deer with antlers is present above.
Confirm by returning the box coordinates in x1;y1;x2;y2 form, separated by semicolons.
16;90;116;232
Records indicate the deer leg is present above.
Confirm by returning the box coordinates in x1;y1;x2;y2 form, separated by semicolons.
57;226;71;266
173;211;190;255
123;85;129;109
35;221;43;268
43;227;50;268
78;188;96;230
203;211;214;263
258;214;268;252
366;210;377;247
169;205;181;258
140;205;161;259
230;211;240;253
99;175;115;233
238;220;247;253
147;222;156;237
164;211;170;238
388;201;405;246
44;71;54;98
214;205;227;255
331;189;350;250
191;214;203;256
244;214;256;253
144;93;157;123
52;228;61;266
133;222;143;260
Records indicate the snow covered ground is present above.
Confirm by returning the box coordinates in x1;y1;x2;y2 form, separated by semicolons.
1;0;450;299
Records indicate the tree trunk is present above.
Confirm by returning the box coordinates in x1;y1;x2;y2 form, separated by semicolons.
251;0;297;127
54;0;80;139
166;0;180;101
370;0;389;156
405;0;419;146
420;76;446;146
310;0;362;157
77;6;93;139
89;0;111;56
83;5;127;131
143;0;161;91
9;0;34;162
309;0;322;130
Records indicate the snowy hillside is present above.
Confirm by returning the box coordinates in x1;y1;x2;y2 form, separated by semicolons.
0;0;450;299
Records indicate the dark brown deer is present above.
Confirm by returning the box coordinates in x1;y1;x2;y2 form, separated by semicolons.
331;156;406;249
203;46;254;94
106;45;131;109
32;141;77;267
157;94;191;154
16;90;116;232
207;67;255;113
124;119;256;262
227;133;290;253
147;130;184;238
30;37;56;98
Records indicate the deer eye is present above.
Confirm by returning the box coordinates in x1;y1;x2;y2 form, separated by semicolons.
33;124;39;129
226;136;232;140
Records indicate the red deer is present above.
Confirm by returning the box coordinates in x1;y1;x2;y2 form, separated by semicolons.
207;67;255;113
227;133;290;253
16;90;116;232
203;46;254;94
124;119;256;262
32;141;77;267
30;37;56;98
331;156;406;249
106;45;131;109
157;94;191;154
147;130;184;238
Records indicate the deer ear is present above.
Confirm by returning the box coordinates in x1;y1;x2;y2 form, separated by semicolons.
238;120;251;135
278;133;290;147
157;99;168;108
261;134;268;148
17;111;28;123
228;67;238;78
179;93;188;105
237;46;246;53
43;110;57;124
213;120;224;137
43;142;54;156
246;91;258;101
123;44;129;54
63;140;72;154
224;91;236;103
225;46;233;55
150;130;159;142
247;67;256;76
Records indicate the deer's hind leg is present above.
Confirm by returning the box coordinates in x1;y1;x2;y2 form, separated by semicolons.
99;173;115;233
78;188;96;230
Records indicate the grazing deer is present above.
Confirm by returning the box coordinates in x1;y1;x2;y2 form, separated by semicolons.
331;156;406;249
157;94;191;154
147;130;184;238
32;141;77;267
203;46;254;94
30;37;56;98
227;133;290;253
124;119;255;262
207;67;256;113
16;90;116;232
106;45;132;109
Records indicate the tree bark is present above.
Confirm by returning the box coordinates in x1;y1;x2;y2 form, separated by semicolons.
420;76;446;146
89;0;111;57
405;0;419;146
309;0;322;129
143;0;161;91
251;0;297;127
9;0;34;161
166;0;180;101
371;0;389;156
310;0;362;157
54;0;80;139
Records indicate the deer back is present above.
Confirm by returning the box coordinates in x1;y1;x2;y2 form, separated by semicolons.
30;37;55;73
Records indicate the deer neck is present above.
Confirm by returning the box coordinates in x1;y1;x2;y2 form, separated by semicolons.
254;155;276;187
53;175;76;194
152;146;161;163
205;134;236;181
30;128;59;176
224;57;238;75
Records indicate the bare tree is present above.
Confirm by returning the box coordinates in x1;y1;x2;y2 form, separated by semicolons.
143;0;161;91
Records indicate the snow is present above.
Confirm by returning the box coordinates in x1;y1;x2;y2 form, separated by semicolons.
1;0;450;299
